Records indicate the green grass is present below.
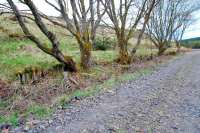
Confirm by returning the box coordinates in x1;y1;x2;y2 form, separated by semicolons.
0;112;19;126
0;14;160;81
0;100;9;110
92;50;117;62
136;48;158;57
0;37;158;81
0;39;57;80
0;104;53;126
25;104;53;119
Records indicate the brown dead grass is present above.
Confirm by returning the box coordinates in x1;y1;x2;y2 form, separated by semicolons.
0;79;13;99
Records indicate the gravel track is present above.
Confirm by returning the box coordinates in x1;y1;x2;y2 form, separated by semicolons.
19;51;200;133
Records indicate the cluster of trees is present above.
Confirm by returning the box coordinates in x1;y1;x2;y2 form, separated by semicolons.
0;0;199;72
147;0;199;54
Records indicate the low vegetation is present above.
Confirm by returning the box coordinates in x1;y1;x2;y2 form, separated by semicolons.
93;36;117;51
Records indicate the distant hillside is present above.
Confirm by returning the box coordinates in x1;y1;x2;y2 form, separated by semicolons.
181;37;200;49
182;37;200;42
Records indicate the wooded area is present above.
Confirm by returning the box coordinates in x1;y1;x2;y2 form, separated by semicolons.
1;0;198;70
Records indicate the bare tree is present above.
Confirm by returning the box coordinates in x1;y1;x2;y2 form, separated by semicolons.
100;0;158;64
6;0;77;72
173;1;200;53
44;0;106;70
4;0;105;70
147;0;199;55
173;16;191;53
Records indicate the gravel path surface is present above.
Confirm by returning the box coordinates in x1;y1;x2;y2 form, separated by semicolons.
21;51;200;133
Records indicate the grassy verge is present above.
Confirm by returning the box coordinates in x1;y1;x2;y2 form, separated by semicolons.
0;105;53;127
0;67;154;126
57;68;153;108
0;39;158;81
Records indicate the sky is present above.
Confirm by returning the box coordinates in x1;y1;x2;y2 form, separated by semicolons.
1;0;200;39
183;12;200;39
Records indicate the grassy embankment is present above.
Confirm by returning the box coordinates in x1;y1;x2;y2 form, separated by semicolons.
0;15;180;126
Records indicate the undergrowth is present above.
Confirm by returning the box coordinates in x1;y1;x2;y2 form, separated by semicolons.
58;68;153;109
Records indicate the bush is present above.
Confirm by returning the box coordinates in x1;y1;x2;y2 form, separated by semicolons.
93;37;117;50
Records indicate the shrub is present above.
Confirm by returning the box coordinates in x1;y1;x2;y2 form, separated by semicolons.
93;37;117;50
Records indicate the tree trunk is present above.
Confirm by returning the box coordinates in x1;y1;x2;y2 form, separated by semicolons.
7;0;77;73
80;42;92;70
61;56;77;72
117;40;130;64
158;45;167;56
176;41;181;53
51;50;77;72
130;48;137;62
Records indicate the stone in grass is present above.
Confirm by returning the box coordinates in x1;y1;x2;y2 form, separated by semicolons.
0;124;11;133
24;120;40;131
